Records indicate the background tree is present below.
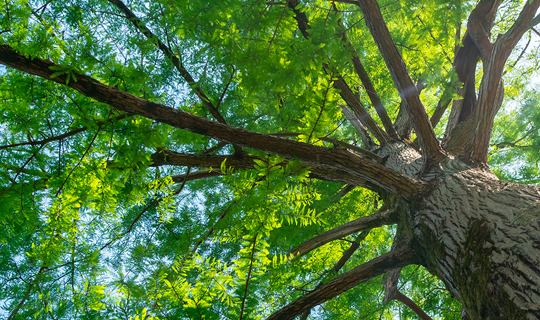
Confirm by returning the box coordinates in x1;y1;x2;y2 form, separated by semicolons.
1;0;540;319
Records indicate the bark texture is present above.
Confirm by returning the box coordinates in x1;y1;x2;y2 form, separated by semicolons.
412;159;540;319
368;143;540;319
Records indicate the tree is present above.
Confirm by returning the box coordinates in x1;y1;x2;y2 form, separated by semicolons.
1;0;540;318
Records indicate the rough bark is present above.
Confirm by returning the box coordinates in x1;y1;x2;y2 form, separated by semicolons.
394;80;427;142
372;143;540;319
446;0;540;164
443;0;501;138
413;158;540;319
394;291;434;320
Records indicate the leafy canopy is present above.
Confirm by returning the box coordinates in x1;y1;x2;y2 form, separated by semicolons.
0;0;538;319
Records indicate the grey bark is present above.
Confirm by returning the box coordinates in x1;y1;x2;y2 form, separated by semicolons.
380;143;540;319
413;159;540;319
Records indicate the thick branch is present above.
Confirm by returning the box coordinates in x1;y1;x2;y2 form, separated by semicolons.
495;0;540;56
151;150;378;190
464;0;540;163
465;0;502;61
430;96;452;129
266;245;419;320
150;150;258;169
383;267;402;303
355;0;444;163
394;80;426;142
288;0;310;38
289;209;398;259
443;1;502;140
0;44;425;197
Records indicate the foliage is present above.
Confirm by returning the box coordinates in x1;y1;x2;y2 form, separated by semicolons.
0;0;538;319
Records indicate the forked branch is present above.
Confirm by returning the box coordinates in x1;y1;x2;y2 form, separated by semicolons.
465;0;502;61
266;244;419;320
0;113;129;150
464;0;540;163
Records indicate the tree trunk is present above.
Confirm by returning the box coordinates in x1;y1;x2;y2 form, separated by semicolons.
410;158;540;319
376;142;540;319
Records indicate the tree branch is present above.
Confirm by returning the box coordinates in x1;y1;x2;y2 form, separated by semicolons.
394;80;426;142
340;104;376;149
7;267;46;320
443;0;502;139
532;14;540;27
383;267;402;303
465;0;502;61
394;291;434;320
333;7;398;140
239;233;258;320
317;137;383;162
355;0;444;163
429;96;452;129
300;231;370;320
350;51;399;139
464;0;540;164
151;150;378;190
0;44;425;197
0;113;129;150
150;150;258;170
288;0;310;38
333;231;369;272
330;65;390;144
170;169;222;183
266;244;419;320
289;0;390;144
288;209;398;259
107;0;243;153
